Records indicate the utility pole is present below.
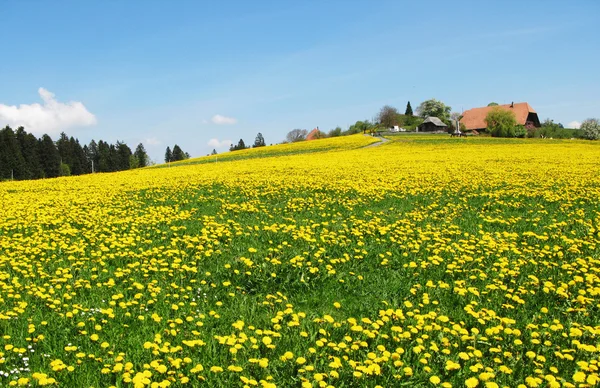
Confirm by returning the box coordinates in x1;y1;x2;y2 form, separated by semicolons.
92;160;94;173
11;169;14;181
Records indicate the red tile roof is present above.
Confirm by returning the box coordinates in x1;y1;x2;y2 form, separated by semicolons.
460;102;537;130
306;128;321;141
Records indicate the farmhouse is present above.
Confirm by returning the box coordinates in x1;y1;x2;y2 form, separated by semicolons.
418;117;448;132
306;127;323;141
461;102;541;132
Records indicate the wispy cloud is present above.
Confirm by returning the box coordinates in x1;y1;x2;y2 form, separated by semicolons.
145;137;161;145
0;88;97;136
207;138;232;149
211;114;237;125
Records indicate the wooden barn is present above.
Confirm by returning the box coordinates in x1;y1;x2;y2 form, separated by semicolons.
418;117;448;132
460;102;540;132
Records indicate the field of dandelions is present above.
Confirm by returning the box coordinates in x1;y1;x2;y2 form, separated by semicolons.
1;134;599;388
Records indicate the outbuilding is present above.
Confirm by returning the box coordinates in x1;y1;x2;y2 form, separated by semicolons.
418;117;448;132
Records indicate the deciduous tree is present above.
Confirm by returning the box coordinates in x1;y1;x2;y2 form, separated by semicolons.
286;129;307;143
417;99;451;121
581;118;600;140
485;107;519;137
378;105;399;128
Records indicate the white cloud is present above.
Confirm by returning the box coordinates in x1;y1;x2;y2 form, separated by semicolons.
207;138;232;149
211;114;237;125
0;87;97;136
567;120;581;129
145;137;161;146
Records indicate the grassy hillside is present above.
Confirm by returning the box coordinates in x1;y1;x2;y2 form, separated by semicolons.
1;137;599;387
154;134;380;168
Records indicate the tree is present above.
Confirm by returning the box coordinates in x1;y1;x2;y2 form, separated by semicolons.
0;126;26;180
69;137;86;175
286;129;308;143
38;134;61;178
97;141;112;172
405;101;413;116
416;99;452;121
581;118;600;140
172;144;186;161
165;146;172;163
129;154;139;169
328;127;342;137
59;162;71;177
485;107;518;137
211;149;217;155
115;141;132;170
378;105;399;128
345;120;374;135
87;140;99;173
253;133;266;148
487;102;499;107
16;127;42;179
134;143;149;168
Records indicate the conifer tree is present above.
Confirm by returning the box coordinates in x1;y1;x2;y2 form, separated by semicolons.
165;146;172;163
0;126;26;180
16;126;42;179
38;134;61;178
253;133;266;148
116;141;132;171
405;101;413;116
97;141;111;172
172;145;185;161
134;143;149;168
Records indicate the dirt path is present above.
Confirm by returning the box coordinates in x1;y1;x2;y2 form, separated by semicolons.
363;134;390;148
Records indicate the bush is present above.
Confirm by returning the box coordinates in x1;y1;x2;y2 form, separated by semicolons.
59;162;71;177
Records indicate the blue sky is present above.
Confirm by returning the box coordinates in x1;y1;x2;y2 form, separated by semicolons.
1;0;599;162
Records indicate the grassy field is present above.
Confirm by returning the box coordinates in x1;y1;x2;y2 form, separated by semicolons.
1;135;599;387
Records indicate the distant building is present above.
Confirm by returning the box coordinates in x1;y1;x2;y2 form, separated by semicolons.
306;127;324;141
418;117;448;132
460;102;540;132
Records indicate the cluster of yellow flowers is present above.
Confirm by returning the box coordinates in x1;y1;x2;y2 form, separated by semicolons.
0;135;599;387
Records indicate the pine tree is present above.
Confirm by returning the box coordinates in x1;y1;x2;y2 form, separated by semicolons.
0;126;26;180
116;141;132;171
172;145;185;161
237;139;246;150
69;137;86;175
97;141;111;172
211;149;217;155
16;126;42;179
165;146;172;163
253;133;266;148
56;132;72;168
405;101;413;116
38;134;61;178
134;143;148;168
108;144;118;171
87;140;99;173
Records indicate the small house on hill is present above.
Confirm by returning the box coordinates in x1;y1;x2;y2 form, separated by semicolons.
460;102;540;132
306;127;325;141
418;117;448;132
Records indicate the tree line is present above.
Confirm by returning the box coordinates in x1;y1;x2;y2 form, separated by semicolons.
0;125;149;181
164;145;190;163
227;133;266;153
